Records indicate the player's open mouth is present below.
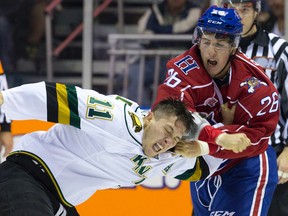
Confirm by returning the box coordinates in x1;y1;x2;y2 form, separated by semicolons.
208;59;217;65
152;143;163;152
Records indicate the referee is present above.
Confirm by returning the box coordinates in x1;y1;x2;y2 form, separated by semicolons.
222;1;288;215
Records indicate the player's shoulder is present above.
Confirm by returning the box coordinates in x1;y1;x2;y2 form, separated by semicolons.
233;52;276;91
167;48;192;64
234;51;262;70
167;46;202;73
232;52;268;80
166;46;212;85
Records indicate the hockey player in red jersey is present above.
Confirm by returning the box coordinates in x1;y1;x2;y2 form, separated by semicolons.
153;5;280;215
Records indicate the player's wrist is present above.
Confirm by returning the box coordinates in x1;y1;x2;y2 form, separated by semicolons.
215;133;225;147
198;141;210;155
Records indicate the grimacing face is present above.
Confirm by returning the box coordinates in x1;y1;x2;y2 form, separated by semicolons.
199;33;235;79
142;112;187;157
225;2;257;37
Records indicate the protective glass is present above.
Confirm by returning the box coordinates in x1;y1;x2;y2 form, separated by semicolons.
199;36;232;51
193;27;239;48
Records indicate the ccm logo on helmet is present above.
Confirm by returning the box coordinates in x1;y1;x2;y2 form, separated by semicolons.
208;20;223;25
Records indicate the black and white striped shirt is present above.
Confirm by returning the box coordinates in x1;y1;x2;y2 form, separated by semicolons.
239;28;288;148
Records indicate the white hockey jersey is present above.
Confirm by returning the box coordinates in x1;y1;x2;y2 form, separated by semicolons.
1;82;222;206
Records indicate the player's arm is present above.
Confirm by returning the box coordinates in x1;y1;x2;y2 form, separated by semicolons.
0;82;129;132
0;82;81;126
155;81;250;154
208;84;280;159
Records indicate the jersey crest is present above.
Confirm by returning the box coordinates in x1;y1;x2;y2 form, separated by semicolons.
174;55;200;75
240;77;268;94
130;155;152;184
128;111;142;133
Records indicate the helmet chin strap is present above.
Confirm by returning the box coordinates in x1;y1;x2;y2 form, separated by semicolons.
243;21;256;37
213;56;232;79
213;49;235;79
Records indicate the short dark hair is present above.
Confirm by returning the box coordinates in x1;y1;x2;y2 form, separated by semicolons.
152;98;194;133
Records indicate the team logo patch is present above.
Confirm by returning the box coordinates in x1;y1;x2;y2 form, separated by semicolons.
240;77;267;93
128;111;142;133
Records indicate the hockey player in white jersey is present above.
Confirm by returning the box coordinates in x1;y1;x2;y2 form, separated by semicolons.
0;82;250;215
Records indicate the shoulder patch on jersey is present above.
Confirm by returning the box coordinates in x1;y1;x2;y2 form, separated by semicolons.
240;77;268;93
128;111;142;133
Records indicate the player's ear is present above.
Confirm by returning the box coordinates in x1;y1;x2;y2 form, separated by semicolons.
146;111;154;121
144;112;154;127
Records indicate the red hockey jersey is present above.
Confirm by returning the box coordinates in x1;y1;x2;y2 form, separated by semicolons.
154;45;279;160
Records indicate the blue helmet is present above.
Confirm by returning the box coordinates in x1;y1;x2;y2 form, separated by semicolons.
192;5;243;47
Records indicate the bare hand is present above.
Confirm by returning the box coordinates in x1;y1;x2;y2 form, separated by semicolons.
216;133;251;153
0;132;13;157
277;147;288;184
174;140;208;157
221;102;236;125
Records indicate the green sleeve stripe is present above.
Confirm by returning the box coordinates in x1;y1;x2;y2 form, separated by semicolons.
175;157;209;181
66;85;81;128
197;156;209;179
45;82;80;128
175;167;197;180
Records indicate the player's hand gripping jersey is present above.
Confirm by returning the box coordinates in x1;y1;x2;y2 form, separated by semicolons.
1;82;222;205
155;45;279;163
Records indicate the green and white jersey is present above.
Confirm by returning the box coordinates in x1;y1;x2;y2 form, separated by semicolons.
2;82;222;206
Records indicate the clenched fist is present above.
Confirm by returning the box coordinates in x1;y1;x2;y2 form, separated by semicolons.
174;140;209;157
216;133;251;153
